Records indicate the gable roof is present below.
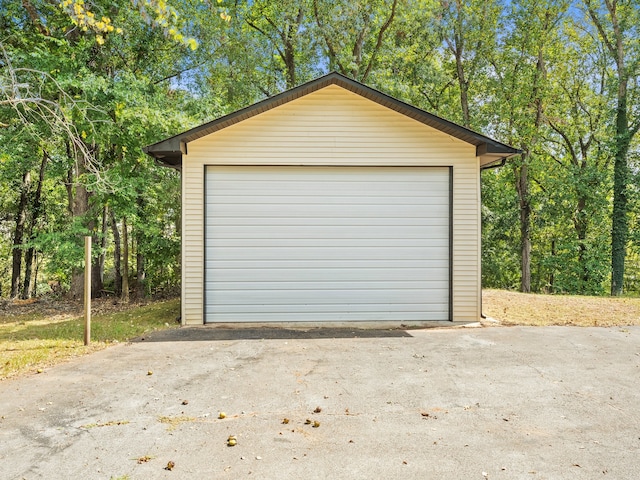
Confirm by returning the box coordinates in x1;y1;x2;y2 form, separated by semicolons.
144;71;520;168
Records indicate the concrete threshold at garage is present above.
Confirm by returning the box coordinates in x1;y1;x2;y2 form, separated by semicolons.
2;326;638;479
151;321;478;342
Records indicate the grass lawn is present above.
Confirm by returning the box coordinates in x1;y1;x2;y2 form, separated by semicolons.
0;298;179;380
3;291;639;380
483;289;640;326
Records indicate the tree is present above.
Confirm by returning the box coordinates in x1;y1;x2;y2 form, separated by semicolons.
1;0;193;299
431;0;501;129
313;0;399;82
584;0;640;295
489;0;567;293
541;17;611;293
243;0;310;89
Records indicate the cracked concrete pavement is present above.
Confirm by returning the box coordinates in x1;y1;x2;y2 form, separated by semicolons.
1;325;639;479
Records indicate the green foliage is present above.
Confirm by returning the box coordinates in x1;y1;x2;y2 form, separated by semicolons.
0;299;180;379
1;0;639;299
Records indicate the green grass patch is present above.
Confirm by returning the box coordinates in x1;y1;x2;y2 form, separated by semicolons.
0;299;180;380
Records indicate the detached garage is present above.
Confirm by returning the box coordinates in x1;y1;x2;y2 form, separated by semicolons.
144;72;519;326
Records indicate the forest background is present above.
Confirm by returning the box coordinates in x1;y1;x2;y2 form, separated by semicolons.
0;0;638;302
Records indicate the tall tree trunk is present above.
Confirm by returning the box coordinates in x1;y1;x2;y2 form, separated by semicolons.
32;251;40;298
515;39;546;293
134;197;146;299
549;240;556;293
136;248;146;299
91;237;103;297
610;91;629;295
121;216;129;303
454;49;471;128
99;205;108;284
22;151;48;299
282;13;301;89
585;3;638;295
515;161;531;293
90;206;106;297
109;209;122;296
574;194;589;293
11;170;31;298
67;155;95;300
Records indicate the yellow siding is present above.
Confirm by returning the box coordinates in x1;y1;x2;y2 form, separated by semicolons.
181;84;480;325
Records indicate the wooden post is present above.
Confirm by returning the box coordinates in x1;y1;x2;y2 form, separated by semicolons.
84;235;91;346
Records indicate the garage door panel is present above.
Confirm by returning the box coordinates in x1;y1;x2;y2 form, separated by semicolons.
208;267;447;282
207;288;448;305
205;166;450;322
209;194;449;206
207;238;448;248
207;216;449;227
208;203;447;219
210;175;450;188
207;259;450;269
208;246;448;261
208;280;447;291
206;302;448;314
207;225;446;240
207;312;448;322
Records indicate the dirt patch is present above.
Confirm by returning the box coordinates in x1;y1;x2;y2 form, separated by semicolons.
0;296;161;325
483;289;640;326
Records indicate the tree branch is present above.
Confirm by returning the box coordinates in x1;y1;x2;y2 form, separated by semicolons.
246;19;286;60
586;5;616;59
547;117;579;167
313;0;346;74
361;0;398;82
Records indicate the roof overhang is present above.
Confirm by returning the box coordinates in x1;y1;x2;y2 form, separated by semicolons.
144;72;521;169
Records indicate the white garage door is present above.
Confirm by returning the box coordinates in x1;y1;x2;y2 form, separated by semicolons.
204;166;450;322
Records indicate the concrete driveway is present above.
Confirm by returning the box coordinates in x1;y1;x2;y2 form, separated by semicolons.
1;325;639;479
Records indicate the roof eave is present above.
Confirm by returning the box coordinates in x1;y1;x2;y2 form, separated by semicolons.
477;142;522;168
144;71;521;169
143;140;185;169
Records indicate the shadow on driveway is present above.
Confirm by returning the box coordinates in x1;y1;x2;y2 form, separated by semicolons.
133;326;414;342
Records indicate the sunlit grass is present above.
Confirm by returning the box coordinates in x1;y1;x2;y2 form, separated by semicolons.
0;299;179;380
483;289;640;326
